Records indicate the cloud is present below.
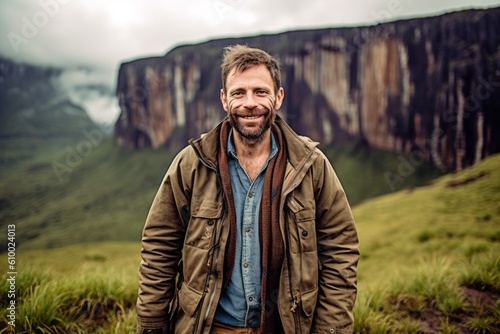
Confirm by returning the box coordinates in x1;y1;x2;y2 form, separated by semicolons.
2;0;498;69
1;0;498;123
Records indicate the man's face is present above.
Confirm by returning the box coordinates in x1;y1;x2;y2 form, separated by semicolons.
220;64;284;143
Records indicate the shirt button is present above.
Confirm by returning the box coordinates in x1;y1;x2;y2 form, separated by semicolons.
207;220;214;226
301;230;308;237
243;263;249;268
329;329;335;334
245;227;251;232
248;297;253;301
248;193;253;198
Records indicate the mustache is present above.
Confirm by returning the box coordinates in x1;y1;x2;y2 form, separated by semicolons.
232;107;270;116
236;112;266;117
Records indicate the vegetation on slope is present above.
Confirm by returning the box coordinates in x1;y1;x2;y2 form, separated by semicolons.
353;153;500;333
1;138;175;250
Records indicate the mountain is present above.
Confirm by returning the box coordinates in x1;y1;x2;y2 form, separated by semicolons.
0;57;111;250
0;57;100;175
114;7;500;172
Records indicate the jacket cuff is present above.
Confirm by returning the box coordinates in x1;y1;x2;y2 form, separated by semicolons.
136;316;168;334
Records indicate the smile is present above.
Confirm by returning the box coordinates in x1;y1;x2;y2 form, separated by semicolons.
241;115;262;119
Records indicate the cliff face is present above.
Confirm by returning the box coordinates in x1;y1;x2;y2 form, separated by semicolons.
115;7;500;171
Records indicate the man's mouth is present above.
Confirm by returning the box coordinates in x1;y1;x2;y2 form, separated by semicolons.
241;115;262;119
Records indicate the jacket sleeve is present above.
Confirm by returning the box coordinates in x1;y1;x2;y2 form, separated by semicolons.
136;149;192;333
311;151;359;334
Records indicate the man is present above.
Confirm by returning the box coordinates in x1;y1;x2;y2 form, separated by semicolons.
136;44;359;334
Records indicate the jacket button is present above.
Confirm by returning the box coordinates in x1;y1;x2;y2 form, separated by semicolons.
301;230;308;237
207;220;214;226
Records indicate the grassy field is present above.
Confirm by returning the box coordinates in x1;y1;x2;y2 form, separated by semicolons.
1;154;498;333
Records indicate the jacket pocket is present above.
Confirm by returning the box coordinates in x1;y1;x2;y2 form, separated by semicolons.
299;288;318;333
300;288;318;317
174;282;204;334
300;289;318;333
287;197;317;254
183;196;223;250
178;282;204;317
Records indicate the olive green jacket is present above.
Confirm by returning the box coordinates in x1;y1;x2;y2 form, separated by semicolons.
136;116;359;334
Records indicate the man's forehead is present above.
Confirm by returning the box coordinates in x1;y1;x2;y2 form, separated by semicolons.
227;64;273;82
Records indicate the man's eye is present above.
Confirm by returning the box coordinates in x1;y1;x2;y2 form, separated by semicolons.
232;91;244;97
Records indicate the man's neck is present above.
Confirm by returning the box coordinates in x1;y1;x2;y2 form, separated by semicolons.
232;130;271;159
232;130;272;181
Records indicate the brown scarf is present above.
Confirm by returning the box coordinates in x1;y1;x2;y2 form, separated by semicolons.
218;120;286;334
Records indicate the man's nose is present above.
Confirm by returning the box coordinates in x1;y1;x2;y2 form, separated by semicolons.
243;91;257;109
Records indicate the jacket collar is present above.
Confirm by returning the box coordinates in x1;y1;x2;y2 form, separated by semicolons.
189;114;319;170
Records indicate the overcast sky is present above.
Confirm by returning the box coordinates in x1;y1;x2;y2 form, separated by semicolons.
1;0;499;123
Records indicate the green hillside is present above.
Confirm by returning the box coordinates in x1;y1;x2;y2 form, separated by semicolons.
324;142;443;204
354;153;500;333
1;153;498;333
356;152;500;283
0;138;175;250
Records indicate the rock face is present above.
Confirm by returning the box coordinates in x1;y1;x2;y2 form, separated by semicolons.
114;7;500;171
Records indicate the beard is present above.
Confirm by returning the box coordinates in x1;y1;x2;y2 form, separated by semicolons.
228;107;276;145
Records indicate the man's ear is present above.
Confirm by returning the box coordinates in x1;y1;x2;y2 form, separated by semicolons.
274;87;285;110
220;89;228;112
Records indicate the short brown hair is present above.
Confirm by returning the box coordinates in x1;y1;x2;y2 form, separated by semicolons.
221;44;281;93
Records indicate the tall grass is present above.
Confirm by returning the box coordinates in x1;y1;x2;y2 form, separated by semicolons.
0;265;137;334
1;246;496;333
1;268;137;333
459;251;500;291
354;286;393;333
352;249;500;333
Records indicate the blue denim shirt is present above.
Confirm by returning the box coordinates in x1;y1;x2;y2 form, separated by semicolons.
214;129;278;327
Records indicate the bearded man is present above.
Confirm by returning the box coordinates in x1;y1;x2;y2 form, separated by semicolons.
136;44;359;334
